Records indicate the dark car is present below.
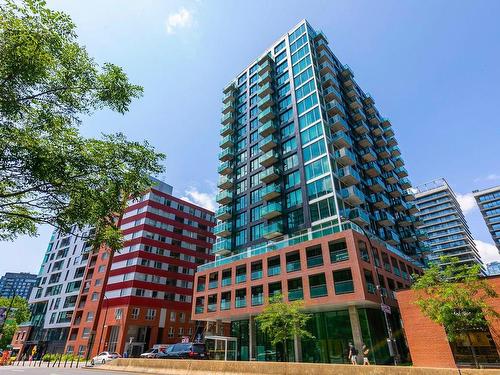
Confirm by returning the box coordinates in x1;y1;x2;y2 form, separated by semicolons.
158;343;208;359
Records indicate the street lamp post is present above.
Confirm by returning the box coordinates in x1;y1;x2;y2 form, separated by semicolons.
97;295;109;354
341;217;400;365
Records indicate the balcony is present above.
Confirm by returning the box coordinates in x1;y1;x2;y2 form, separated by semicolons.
363;161;382;177
214;222;232;237
195;305;204;314
258;120;278;137
220;301;231;310
219;135;234;149
260;166;281;183
258;107;276;123
341;65;354;87
259;150;279;167
371;125;383;137
259;59;272;75
366;177;385;193
261;202;282;219
400;177;411;189
375;146;390;159
363;94;374;105
386;136;398;147
397;214;412;227
326;100;346;117
262;183;281;201
380;117;391;128
223;81;236;94
286;260;301;273
218;148;234;162
330;115;348;132
222;90;235;105
267;265;281;277
258;71;272;86
345;85;357;98
215;190;233;204
259;134;278;152
389;146;401;157
369;193;390;209
318;49;331;64
217;161;233;175
356;134;374;148
235;298;246;308
401;230;417;243
319;61;335;75
383;229;400;246
393;156;404;168
374;211;396;227
213;239;231;256
316;34;328;52
366;113;380;126
338;166;360;186
373;135;387;147
381;171;398;184
221;112;235;126
263;222;284;239
220;124;234;137
321;73;339;89
402;191;415;202
387;184;402;198
394;166;408;178
353;121;369;135
384;127;395;138
392;197;409;212
324;86;342;103
348;207;370;227
332;131;353;149
341;186;365;206
407;202;418;215
221;277;231;287
215;206;232;221
416;229;428;241
251;294;264;306
350;108;366;122
217;176;233;190
258;82;274;98
288;288;304;301
379;159;395;172
222;101;235;115
258;94;274;110
359;148;377;162
365;104;376;115
348;97;363;110
335;147;356;166
334;280;354;295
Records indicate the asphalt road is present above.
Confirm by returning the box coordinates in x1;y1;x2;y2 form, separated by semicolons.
0;366;135;374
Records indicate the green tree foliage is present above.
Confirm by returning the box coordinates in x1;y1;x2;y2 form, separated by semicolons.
255;294;313;361
412;256;499;341
0;296;30;349
0;0;165;249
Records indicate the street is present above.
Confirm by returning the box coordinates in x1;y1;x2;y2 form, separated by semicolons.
0;366;133;375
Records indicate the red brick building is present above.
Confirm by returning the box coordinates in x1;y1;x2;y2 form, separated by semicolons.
193;228;422;363
64;179;215;358
398;275;500;368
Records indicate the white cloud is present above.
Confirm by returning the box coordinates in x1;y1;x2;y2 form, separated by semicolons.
475;240;500;265
486;173;500;181
456;192;477;215
165;8;193;34
180;186;216;212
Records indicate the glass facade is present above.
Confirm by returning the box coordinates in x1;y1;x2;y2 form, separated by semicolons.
215;19;424;261
473;185;500;253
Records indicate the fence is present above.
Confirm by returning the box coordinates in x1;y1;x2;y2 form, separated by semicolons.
9;354;90;368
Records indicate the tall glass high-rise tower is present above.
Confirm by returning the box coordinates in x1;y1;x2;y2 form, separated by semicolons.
214;19;424;259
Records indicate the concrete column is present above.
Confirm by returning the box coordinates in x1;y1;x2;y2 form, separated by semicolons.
293;334;302;362
348;305;363;364
215;319;222;335
249;316;256;361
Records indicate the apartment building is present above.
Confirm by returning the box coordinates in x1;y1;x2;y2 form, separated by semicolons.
193;20;425;364
0;272;37;299
414;178;484;271
473;185;500;252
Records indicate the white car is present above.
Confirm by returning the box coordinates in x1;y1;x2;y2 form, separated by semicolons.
91;351;121;365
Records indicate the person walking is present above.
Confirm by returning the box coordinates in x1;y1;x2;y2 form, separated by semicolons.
362;344;370;365
348;342;358;365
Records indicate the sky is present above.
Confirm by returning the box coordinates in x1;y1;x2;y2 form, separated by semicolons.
1;0;499;276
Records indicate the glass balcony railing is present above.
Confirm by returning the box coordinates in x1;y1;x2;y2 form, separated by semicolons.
197;283;205;292
347;207;370;227
220;124;234;137
262;183;281;201
286;260;301;273
195;306;204;314
341;186;365;205
330;248;349;263
367;283;376;294
251;295;264;306
334;280;354;294
235;274;246;284
267;265;281;277
259;150;279;167
215;205;232;220
332;131;352;148
263;222;284;239
258;93;274;109
208;280;218;289
258;120;278;137
221;112;235;125
214;222;232;237
258;82;273;97
326;101;346;117
215;190;233;204
219;135;234;148
207;303;216;312
260;167;281;183
218;148;234;162
213;239;231;255
330;114;348;132
217;176;233;189
338;166;360;185
334;147;356;166
251;270;263;280
235;298;247;308
259;134;278;152
310;285;328;298
307;255;324;268
288;288;304;301
220;301;230;310
221;278;231;287
261;202;282;219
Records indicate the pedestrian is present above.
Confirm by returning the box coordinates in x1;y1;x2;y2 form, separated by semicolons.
362;344;370;365
123;351;128;358
348;342;358;365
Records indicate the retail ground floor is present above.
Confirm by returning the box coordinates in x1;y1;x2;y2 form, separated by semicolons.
225;306;408;364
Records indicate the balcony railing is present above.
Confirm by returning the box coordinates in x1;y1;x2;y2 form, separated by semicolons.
288;288;304;301
334;280;354;294
235;298;247;308
286;260;301;273
310;285;328;298
263;222;284;239
261;202;282;219
267;265;281;277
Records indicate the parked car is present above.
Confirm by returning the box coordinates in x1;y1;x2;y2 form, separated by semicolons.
91;351;121;365
140;345;169;358
158;343;208;359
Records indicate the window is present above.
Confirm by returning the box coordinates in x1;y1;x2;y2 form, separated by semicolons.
235;213;247;228
251;187;262;204
283;154;298;171
277;71;289;86
305;156;329;180
86;311;94;322
274;40;285;54
236;139;247;152
288;209;304;229
250;173;260;187
236;196;247;211
82;328;90;339
292;55;311;75
146;308;156;321
333;269;354;294
307;176;333;200
280;122;295;138
295;79;315;100
131;308;140;319
91;292;99;301
236;165;247;179
250;64;259;75
302;139;326;162
290;33;307;53
251;223;264;240
237;151;248;164
115;308;122;320
298;106;320;129
236;179;247;194
238;74;246;85
310;197;336;222
98;265;105;273
276;52;287;65
278;95;291;111
286;189;303;208
301;122;323;143
281;137;297;154
285;170;301;189
251;205;262;221
170;311;176;322
294;67;314;87
297;93;318;115
291;43;309;64
250;131;259;144
277;83;290;99
279;108;293;125
289;23;305;43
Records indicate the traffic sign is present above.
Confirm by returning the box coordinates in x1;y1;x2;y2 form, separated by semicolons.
381;303;391;314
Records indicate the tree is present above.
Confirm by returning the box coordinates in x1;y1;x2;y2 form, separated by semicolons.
412;256;499;359
0;0;165;249
255;294;313;362
0;296;31;349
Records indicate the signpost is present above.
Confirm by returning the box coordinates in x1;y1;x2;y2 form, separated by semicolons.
381;303;392;315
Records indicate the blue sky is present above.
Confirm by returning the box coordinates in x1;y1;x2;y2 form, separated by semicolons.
1;0;499;275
